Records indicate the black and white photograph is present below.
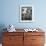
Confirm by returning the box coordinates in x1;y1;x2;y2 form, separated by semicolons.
20;5;34;22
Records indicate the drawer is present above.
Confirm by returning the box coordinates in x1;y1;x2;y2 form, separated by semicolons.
32;44;44;46
3;44;15;46
24;32;44;36
3;36;23;41
3;43;23;46
32;36;45;44
3;32;23;36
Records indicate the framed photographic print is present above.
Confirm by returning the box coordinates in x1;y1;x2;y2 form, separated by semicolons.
20;5;34;22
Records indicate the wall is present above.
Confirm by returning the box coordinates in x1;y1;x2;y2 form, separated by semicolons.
0;0;46;29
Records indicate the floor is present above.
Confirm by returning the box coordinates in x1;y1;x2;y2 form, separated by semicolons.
0;44;2;46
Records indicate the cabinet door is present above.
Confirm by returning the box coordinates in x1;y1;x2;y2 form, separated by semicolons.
24;33;32;46
3;33;23;46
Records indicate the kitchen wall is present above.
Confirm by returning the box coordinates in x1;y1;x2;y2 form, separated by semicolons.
0;0;46;43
